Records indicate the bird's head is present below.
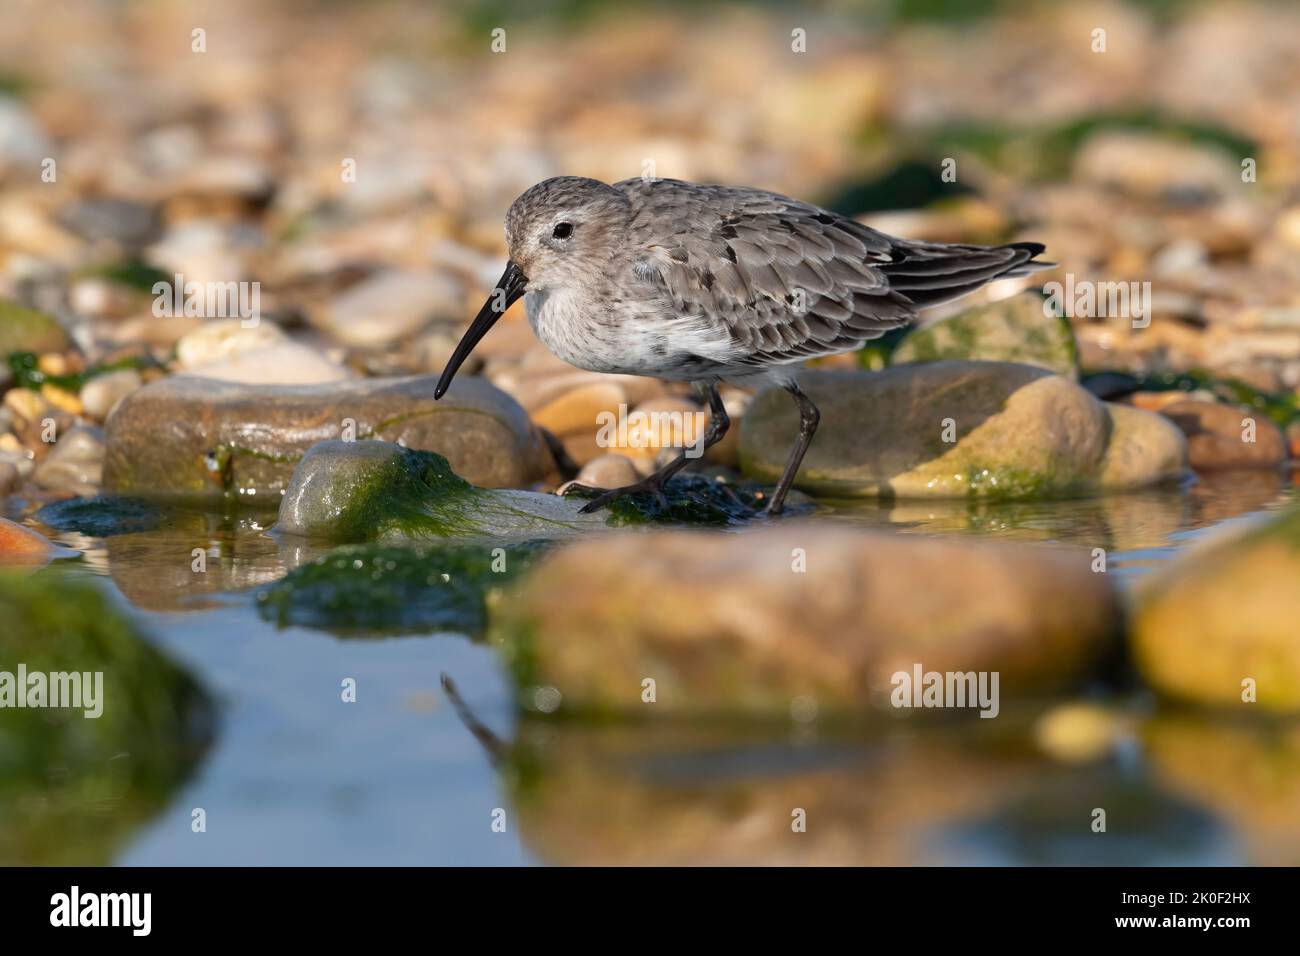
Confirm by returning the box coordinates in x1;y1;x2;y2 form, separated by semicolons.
436;177;630;398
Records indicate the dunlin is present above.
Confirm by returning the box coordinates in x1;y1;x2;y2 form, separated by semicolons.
436;176;1051;514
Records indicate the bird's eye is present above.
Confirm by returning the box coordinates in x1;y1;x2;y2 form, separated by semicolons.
552;222;573;240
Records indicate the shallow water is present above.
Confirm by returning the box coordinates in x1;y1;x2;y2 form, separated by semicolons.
13;468;1299;865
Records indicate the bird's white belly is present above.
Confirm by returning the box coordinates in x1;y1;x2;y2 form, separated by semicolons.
525;287;739;379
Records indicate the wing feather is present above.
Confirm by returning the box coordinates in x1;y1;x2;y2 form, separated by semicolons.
613;178;1050;368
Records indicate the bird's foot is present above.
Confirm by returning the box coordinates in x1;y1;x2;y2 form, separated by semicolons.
572;477;670;514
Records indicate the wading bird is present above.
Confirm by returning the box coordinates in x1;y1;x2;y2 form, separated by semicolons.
436;176;1049;514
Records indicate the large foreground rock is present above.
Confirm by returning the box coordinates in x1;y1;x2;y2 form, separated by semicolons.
891;292;1079;379
0;572;211;863
102;374;551;499
493;524;1122;716
1131;503;1300;713
740;363;1185;498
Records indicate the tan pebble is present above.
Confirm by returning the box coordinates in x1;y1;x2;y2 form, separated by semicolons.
533;383;627;437
37;352;70;377
1034;703;1127;763
1276;206;1300;251
80;369;143;421
573;454;639;490
0;433;26;454
1129;391;1195;412
623;397;705;455
3;388;50;423
40;384;83;416
560;431;606;468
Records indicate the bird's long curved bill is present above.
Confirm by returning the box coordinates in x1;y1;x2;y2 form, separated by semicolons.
435;260;527;399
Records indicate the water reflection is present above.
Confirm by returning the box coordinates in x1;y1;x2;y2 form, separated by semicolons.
496;709;1258;865
819;470;1290;569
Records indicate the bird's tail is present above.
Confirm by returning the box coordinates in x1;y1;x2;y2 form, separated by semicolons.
883;239;1054;310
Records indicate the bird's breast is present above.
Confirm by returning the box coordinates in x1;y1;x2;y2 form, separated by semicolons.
524;285;734;380
524;287;625;373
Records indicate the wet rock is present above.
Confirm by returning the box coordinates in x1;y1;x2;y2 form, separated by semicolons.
1097;403;1189;489
256;540;548;638
33;425;105;495
0;300;68;354
103;374;551;499
35;495;171;537
0;516;56;567
275;441;607;541
493;524;1121;717
1132;504;1300;713
79;368;143;421
891;292;1080;379
1159;399;1288;469
740;363;1184;499
182;342;353;385
0;572;212;864
324;269;462;349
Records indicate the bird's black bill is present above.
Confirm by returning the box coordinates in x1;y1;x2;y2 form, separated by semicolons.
434;260;527;399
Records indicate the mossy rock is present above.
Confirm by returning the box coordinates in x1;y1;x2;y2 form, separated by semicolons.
891;291;1079;379
740;363;1184;500
275;440;768;543
102;373;552;500
0;300;68;355
257;539;549;638
0;570;212;864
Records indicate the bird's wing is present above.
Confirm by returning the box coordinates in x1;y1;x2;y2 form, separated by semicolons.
614;177;1048;368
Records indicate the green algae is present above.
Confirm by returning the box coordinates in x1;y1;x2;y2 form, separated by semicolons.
6;349;156;393
256;539;550;638
562;473;773;526
0;569;212;864
890;292;1080;380
1082;368;1300;429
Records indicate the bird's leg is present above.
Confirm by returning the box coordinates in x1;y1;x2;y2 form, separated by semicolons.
762;381;820;516
575;383;729;514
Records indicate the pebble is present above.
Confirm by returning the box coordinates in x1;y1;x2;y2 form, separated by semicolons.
569;453;640;490
79;369;143;421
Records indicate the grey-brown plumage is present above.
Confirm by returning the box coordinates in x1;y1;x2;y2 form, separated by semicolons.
438;175;1052;514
